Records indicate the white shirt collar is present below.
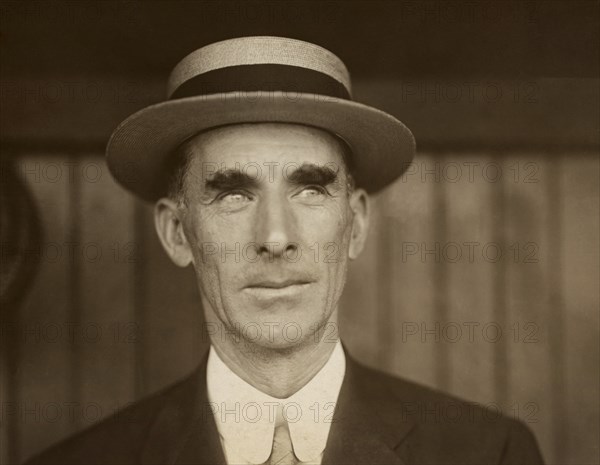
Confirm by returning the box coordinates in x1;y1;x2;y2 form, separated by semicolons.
206;340;346;464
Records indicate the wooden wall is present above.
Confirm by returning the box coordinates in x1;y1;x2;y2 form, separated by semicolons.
1;151;598;465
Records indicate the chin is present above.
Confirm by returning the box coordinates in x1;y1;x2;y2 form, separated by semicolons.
249;331;320;355
226;307;325;350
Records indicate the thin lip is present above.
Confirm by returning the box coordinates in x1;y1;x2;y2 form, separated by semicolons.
245;279;313;290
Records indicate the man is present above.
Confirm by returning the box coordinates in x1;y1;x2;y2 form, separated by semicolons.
27;36;543;465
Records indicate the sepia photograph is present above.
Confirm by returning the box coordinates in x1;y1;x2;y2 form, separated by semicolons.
1;1;598;464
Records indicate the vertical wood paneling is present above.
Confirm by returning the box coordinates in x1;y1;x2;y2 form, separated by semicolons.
444;153;496;403
431;161;450;389
545;159;567;464
65;153;83;428
562;156;600;465
503;155;555;463
490;159;509;408
387;154;439;387
15;155;72;463
77;155;136;425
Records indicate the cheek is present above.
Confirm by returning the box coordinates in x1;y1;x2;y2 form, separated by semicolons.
305;204;352;252
184;212;239;302
305;206;352;294
187;208;246;256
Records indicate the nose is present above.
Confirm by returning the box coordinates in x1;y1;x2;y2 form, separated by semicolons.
253;191;298;259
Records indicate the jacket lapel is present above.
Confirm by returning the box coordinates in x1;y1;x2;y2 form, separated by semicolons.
322;354;415;465
139;353;226;465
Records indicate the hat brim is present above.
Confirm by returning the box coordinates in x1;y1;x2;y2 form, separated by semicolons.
106;91;415;201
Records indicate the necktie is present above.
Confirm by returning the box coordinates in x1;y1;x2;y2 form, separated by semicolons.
266;405;299;465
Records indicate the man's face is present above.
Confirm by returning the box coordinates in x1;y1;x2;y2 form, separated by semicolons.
161;123;368;350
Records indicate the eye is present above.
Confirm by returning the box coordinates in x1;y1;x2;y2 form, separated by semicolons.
217;190;253;203
296;185;328;198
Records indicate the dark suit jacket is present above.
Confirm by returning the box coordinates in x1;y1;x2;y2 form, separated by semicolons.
25;349;544;465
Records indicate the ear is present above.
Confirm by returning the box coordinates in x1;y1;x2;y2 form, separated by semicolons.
154;198;193;267
348;188;370;260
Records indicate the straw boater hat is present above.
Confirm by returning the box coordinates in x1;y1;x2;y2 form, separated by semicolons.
106;36;415;201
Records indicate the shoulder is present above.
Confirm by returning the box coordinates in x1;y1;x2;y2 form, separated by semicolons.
23;369;200;465
348;359;544;464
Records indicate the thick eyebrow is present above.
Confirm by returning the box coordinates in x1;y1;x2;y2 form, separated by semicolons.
204;169;259;191
286;163;340;187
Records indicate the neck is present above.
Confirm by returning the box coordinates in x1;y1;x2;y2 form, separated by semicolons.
208;312;340;398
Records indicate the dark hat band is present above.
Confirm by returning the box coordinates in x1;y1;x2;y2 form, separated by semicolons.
169;63;351;101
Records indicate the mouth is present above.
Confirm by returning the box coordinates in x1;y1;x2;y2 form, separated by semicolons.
243;278;314;301
246;279;313;289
